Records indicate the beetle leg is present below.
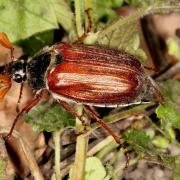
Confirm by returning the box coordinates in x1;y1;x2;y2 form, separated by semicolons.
83;105;130;168
84;105;100;118
85;8;93;33
0;32;14;60
57;101;130;168
6;90;43;139
57;100;89;130
83;105;121;143
58;100;82;120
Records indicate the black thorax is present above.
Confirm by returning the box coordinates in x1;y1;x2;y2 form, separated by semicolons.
26;49;62;90
6;48;62;90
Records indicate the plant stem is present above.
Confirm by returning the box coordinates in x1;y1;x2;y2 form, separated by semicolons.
91;103;154;128
74;134;88;180
148;5;180;14
75;0;84;37
96;140;117;159
87;136;115;156
97;8;147;40
53;130;62;180
97;4;180;42
73;105;89;180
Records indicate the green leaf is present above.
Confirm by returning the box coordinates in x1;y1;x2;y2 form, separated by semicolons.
155;80;180;139
125;130;180;171
51;0;76;40
69;157;106;180
24;102;75;132
156;102;180;129
152;136;169;149
17;30;54;55
85;157;106;180
93;0;123;22
0;0;58;42
159;80;180;105
125;130;153;153
157;80;180;130
110;0;124;8
114;25;147;63
107;23;138;49
97;12;147;63
0;0;75;43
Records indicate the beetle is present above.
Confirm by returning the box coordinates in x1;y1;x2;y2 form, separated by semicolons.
0;32;163;168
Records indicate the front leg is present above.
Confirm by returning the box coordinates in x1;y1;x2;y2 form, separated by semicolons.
6;90;43;138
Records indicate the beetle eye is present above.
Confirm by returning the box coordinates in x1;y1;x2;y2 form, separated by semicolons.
13;74;23;83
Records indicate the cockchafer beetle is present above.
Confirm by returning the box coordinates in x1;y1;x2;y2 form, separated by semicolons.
0;32;163;168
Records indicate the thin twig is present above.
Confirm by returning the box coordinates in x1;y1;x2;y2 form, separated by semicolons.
98;4;180;43
0;128;44;180
87;136;115;156
53;130;62;180
156;62;180;81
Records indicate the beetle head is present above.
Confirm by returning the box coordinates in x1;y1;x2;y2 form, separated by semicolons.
7;59;27;83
